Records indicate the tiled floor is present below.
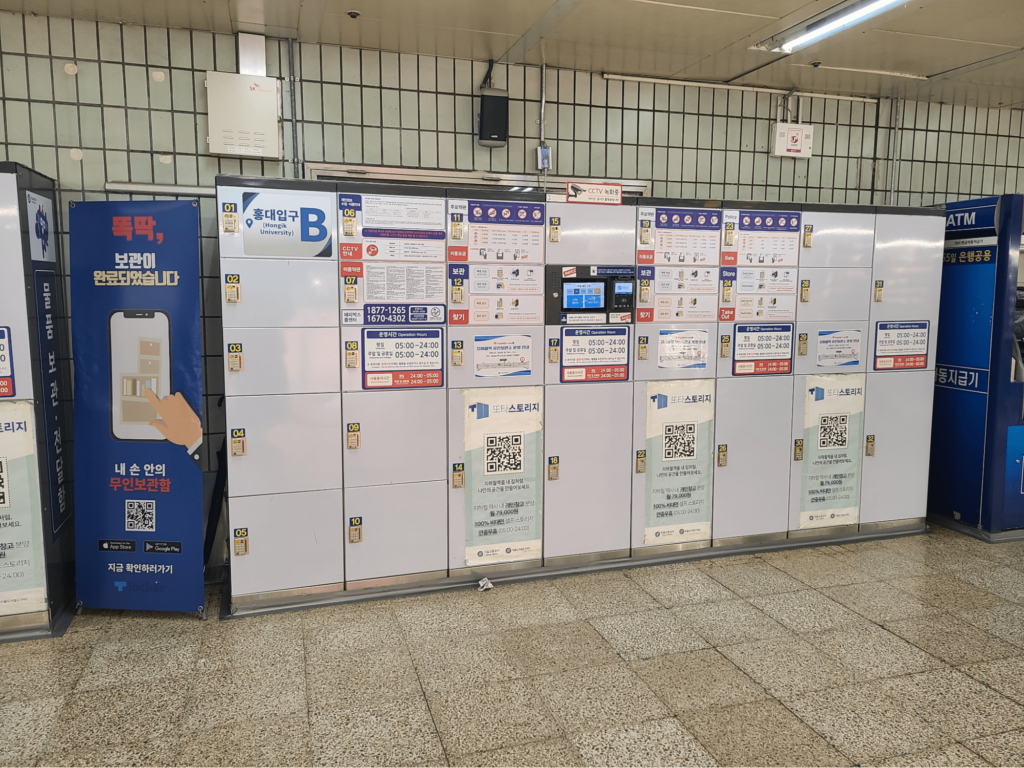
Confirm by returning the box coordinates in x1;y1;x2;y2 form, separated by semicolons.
4;526;1024;767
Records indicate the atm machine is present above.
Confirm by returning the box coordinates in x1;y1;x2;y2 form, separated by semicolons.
218;177;345;609
0;164;75;637
712;207;800;545
928;195;1024;537
446;190;547;577
788;206;874;539
631;202;720;555
338;184;449;590
861;208;944;532
543;199;637;565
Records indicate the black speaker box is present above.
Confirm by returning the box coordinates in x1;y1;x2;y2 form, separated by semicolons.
478;88;509;147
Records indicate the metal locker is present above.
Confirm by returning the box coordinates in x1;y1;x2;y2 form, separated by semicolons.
860;371;935;526
446;325;545;389
868;213;944;370
223;327;340;396
341;388;447;487
712;376;794;542
796;267;872;322
787;373;865;534
798;210;875;268
794;321;870;375
343;480;448;584
546;202;636;265
544;381;633;561
634;323;718;380
225;392;343;497
630;381;715;553
228;489;345;597
220;258;340;328
447;387;545;572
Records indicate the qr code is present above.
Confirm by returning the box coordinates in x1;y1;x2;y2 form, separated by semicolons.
125;499;156;532
818;414;849;449
663;422;697;461
485;433;524;475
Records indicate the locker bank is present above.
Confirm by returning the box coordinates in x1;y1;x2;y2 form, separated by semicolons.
206;176;948;614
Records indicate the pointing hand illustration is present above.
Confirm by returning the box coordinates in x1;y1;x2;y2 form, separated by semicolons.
144;389;202;448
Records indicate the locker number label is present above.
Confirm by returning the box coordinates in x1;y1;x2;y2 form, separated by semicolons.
347;423;361;450
548;456;559;481
230;429;246;457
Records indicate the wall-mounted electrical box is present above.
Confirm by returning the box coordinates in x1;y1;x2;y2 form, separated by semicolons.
207;71;283;159
771;123;814;159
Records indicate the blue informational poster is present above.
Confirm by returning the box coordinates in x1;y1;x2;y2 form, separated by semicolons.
70;201;204;613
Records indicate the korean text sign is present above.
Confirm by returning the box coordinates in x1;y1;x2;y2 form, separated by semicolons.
70;201;204;612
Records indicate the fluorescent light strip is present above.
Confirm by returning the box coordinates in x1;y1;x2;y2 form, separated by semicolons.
792;63;927;80
631;0;777;19
778;0;906;53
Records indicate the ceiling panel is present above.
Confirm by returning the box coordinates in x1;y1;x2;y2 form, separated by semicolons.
319;12;521;61
877;0;1024;48
783;28;1013;78
322;0;554;38
0;0;233;32
520;0;786;77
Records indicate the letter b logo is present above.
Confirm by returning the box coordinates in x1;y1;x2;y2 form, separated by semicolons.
300;208;327;242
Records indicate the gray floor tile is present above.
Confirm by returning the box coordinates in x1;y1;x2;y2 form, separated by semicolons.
569;717;717;767
685;698;852;767
175;716;310;767
672;598;792;647
553;571;664;618
749;589;868;634
409;633;523;693
625;562;738;607
965;729;1024;767
426;678;558;756
803;622;945;680
502;620;620;675
822;581;938;624
534;663;670;735
697;558;808;597
589;609;709;661
449;738;582;767
958;655;1024;705
719;635;859;698
481;581;582;630
860;742;991;767
632;648;768;717
885;612;1021;665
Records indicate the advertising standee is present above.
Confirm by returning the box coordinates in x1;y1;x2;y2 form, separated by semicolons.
71;201;204;613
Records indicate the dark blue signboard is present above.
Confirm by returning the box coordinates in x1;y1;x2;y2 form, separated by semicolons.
70;201;204;612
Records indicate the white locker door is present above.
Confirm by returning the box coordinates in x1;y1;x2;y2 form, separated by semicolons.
860;371;935;525
224;327;340;396
544;382;633;558
794;321;869;375
634;323;718;381
545;202;636;265
228;489;344;596
446;325;545;389
344;480;448;582
226;393;343;497
342;388;447;487
870;213;944;322
220;258;340;328
712;376;794;540
796;267;872;322
798;211;875;268
630;382;648;548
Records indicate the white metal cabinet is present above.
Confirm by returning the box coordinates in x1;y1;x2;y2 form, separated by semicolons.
343;480;448;583
225;393;343;497
223;327;340;396
544;381;633;559
798;210;875;268
860;370;935;525
341;388;447;487
633;322;718;380
546;202;636;266
796;267;872;322
446;325;545;389
794;321;870;375
712;375;794;541
228;489;344;596
220;258;340;328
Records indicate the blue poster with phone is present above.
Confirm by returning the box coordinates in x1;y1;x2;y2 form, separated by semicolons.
70;201;204;613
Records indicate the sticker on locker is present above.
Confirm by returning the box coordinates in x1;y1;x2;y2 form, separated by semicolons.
658;329;708;370
817;330;862;367
474;335;532;378
734;211;800;266
873;321;929;370
361;328;444;389
636;207;721;265
337;193;446;261
560;327;629;382
447;200;545;263
732;323;793;375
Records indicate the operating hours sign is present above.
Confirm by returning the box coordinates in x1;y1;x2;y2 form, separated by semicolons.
874;321;929;370
733;323;793;375
560;327;630;383
361;328;443;389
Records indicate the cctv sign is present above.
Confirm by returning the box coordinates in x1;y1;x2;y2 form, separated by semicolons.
565;182;623;205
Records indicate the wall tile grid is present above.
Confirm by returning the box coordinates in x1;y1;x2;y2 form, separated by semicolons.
1;10;1022;476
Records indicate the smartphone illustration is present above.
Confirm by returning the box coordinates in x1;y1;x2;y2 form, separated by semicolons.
108;310;171;441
